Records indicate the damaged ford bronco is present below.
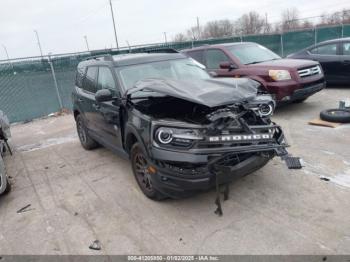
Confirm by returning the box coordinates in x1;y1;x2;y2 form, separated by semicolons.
72;52;301;207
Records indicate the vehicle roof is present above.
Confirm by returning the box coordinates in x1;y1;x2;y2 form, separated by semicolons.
316;37;350;45
182;42;257;52
78;53;187;68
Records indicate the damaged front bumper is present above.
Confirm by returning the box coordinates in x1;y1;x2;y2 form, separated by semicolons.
148;124;290;198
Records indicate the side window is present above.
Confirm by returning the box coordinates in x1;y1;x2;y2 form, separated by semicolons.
83;67;98;93
310;44;337;55
75;65;85;88
205;49;230;69
97;67;117;91
343;43;350;55
186;50;205;65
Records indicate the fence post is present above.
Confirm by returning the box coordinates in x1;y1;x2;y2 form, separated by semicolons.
280;33;284;57
314;26;317;45
48;54;63;109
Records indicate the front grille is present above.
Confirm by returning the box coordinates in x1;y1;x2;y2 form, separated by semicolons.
298;65;321;78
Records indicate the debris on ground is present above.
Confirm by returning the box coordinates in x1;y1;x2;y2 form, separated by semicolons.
49;108;71;118
320;177;330;182
17;204;34;214
308;118;342;128
89;240;102;251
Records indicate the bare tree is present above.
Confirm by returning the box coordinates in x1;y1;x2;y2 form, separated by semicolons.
202;19;235;38
300;20;314;29
281;8;300;31
320;9;350;25
173;33;188;42
235;11;266;35
186;26;201;40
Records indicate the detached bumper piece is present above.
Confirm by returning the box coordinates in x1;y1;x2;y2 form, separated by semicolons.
209;152;303;217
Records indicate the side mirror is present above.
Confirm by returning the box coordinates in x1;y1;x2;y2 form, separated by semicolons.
219;62;237;71
95;89;113;102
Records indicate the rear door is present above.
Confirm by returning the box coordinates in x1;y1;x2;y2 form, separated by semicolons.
308;42;342;83
204;49;237;77
94;66;123;150
339;41;350;83
79;66;100;133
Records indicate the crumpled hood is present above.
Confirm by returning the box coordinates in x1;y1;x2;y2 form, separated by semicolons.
128;78;259;108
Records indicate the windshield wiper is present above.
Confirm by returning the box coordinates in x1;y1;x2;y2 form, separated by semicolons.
246;61;262;65
246;58;281;65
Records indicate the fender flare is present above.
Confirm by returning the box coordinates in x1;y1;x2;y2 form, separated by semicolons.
124;124;150;158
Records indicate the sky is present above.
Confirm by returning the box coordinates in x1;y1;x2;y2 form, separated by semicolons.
0;0;349;59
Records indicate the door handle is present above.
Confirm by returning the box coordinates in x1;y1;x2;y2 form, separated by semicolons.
92;103;100;110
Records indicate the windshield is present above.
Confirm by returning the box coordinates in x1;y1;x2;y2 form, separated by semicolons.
228;44;281;65
117;58;210;90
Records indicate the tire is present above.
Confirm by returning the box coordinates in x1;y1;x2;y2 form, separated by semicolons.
320;108;350;123
130;143;166;200
3;179;11;195
0;177;11;196
293;97;308;103
76;115;99;150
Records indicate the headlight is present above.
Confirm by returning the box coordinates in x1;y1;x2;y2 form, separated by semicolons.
155;127;203;147
156;128;173;144
269;70;291;81
258;103;274;117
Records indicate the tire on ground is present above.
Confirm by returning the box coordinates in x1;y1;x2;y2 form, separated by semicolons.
76;115;99;150
320;108;350;123
130;143;166;201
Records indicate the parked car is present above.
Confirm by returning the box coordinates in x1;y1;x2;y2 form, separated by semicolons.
0;111;11;196
72;52;298;200
288;37;350;85
182;43;325;103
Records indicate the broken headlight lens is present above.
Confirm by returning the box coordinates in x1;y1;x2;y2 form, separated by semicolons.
155;127;203;147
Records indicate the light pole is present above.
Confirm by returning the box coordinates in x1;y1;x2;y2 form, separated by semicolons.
34;30;44;58
196;17;201;39
126;40;131;53
1;44;14;71
163;32;168;44
84;35;90;51
109;0;119;49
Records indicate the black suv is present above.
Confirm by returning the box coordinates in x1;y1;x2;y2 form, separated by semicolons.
72;52;294;200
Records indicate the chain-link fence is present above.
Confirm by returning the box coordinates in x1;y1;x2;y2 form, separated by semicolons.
1;24;349;123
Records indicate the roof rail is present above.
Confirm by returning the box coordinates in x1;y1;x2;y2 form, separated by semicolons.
145;48;179;54
85;54;114;61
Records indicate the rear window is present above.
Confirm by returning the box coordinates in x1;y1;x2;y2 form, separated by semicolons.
310;44;337;55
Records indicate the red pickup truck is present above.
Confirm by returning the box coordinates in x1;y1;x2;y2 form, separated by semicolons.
182;43;326;103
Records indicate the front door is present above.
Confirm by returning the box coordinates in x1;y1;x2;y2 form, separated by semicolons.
80;66;100;133
94;66;123;150
204;49;237;77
